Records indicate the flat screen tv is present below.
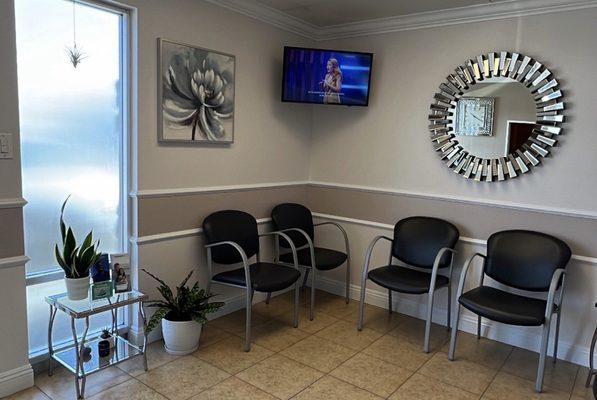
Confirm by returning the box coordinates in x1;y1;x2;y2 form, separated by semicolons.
282;46;373;106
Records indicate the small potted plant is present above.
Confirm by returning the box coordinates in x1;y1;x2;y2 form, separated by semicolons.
143;269;224;355
54;196;101;300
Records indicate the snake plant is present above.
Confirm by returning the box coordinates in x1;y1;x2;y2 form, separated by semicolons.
143;269;224;333
54;196;101;279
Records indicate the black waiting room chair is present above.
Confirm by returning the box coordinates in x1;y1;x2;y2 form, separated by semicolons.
448;230;571;393
358;216;459;353
202;210;302;352
270;203;350;320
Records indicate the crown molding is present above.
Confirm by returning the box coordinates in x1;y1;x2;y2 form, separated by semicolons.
206;0;597;41
203;0;319;40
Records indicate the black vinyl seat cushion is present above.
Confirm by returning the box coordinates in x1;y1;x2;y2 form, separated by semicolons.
459;286;547;326
212;262;301;293
368;265;449;294
278;247;347;271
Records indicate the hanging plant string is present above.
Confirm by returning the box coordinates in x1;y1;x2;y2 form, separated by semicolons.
66;0;86;68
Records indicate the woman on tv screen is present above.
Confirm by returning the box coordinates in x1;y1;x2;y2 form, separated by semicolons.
321;58;343;104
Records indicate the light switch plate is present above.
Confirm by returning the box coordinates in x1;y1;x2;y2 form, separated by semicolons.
0;133;14;159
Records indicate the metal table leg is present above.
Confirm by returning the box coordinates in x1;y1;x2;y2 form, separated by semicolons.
48;305;57;376
79;317;89;399
139;302;148;371
71;317;81;399
586;317;597;388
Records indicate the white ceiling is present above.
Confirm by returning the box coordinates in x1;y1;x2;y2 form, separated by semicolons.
254;0;494;26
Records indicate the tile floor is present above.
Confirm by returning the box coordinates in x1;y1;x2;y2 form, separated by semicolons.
7;290;593;400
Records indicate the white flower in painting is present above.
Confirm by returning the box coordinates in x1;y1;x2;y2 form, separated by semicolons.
163;50;234;141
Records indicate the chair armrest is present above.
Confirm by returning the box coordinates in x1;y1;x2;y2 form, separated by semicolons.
454;253;486;300
259;231;299;269
205;240;251;287
429;248;458;292
545;268;566;318
361;235;393;283
314;221;350;256
276;228;315;269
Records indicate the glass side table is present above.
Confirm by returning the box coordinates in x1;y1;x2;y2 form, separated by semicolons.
46;290;149;399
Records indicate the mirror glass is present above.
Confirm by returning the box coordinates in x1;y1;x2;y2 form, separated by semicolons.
449;77;537;159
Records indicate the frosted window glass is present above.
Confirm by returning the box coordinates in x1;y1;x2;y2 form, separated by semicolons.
16;0;123;275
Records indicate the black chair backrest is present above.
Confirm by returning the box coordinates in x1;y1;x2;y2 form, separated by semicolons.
485;230;571;292
392;216;460;269
203;210;259;264
271;203;314;248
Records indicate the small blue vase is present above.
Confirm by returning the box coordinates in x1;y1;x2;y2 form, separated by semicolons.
91;254;111;283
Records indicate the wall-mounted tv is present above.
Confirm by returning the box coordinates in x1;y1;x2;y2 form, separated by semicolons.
282;46;373;106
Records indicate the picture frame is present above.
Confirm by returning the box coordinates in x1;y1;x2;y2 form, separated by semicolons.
158;38;236;144
110;253;131;293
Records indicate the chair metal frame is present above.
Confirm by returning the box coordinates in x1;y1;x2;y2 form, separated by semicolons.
447;252;567;392
269;221;351;321
357;235;456;353
205;230;301;352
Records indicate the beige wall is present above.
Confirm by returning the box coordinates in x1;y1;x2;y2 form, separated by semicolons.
309;9;597;213
0;0;32;394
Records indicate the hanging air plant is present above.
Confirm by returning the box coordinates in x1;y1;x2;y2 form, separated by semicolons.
66;0;86;68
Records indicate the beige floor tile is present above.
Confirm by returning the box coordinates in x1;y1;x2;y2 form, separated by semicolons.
253;295;295;319
136;355;229;399
315;295;360;318
362;334;433;371
387;315;449;351
274;306;339;334
389;373;479;400
117;340;179;377
250;319;309;351
293;375;383;400
483;371;571;400
209;309;270;335
418;353;497;395
198;325;233;348
236;355;323;399
281;335;357;372
35;366;130;400
4;387;51;400
572;367;595;399
501;347;579;393
330;352;412;397
189;377;276;400
315;320;383;351
193;336;273;374
440;331;513;370
344;305;406;334
86;379;167;400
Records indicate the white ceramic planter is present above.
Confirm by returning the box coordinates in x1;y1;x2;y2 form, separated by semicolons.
161;318;202;355
65;277;90;300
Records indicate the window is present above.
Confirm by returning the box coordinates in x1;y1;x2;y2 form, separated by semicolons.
15;0;129;356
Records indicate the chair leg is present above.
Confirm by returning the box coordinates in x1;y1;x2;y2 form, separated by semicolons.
388;290;393;314
302;269;310;288
310;267;316;321
477;315;482;339
424;289;436;353
447;285;452;331
293;280;300;328
536;320;552;392
357;278;367;331
553;308;561;363
448;304;462;360
244;288;252;352
345;257;351;304
265;292;271;304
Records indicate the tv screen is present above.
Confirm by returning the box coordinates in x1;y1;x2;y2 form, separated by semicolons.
282;47;373;106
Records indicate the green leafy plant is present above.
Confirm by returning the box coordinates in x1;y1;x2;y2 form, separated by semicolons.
54;196;101;279
143;269;224;333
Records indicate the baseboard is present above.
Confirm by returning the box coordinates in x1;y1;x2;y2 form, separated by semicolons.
0;364;34;398
315;275;591;367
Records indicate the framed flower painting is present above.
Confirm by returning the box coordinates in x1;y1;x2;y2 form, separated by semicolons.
158;38;235;143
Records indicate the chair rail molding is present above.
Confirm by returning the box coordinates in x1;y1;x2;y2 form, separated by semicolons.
0;255;30;270
131;181;309;198
205;0;597;41
0;197;27;209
